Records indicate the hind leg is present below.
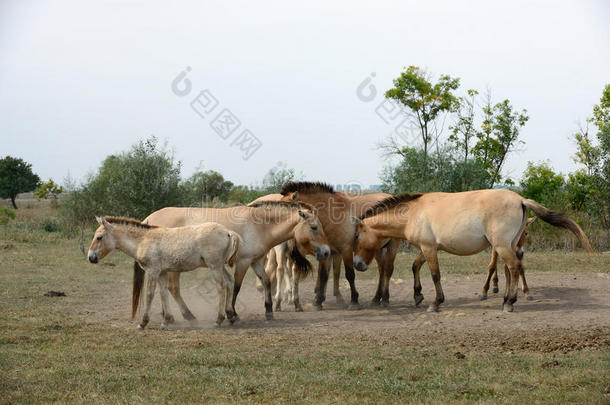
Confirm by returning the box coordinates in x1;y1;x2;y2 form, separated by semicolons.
209;265;227;327
496;246;522;312
138;269;158;330
420;247;444;312
167;272;196;321
379;240;398;307
230;259;250;324
520;265;533;300
292;268;304;312
481;250;498;300
251;257;274;320
158;272;175;329
222;266;235;321
411;252;426;306
314;258;331;309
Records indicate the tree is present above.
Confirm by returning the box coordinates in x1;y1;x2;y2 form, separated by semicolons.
182;170;234;205
34;178;64;208
385;66;460;161
520;161;566;208
0;156;40;209
262;162;301;193
63;136;183;223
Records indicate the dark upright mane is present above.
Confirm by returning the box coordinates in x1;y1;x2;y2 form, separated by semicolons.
247;200;313;211
360;193;423;219
104;216;158;229
280;181;335;196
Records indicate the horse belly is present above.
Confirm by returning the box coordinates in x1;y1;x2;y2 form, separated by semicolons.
435;229;489;256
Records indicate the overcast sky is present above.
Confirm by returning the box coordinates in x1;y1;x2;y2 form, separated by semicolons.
1;0;608;188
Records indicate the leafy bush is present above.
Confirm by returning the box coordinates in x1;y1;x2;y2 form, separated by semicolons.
182;170;234;205
41;217;61;233
0;207;16;225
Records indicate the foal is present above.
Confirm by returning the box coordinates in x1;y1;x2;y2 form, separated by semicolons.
88;216;240;329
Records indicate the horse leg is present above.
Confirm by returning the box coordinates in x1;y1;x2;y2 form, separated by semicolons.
229;259;250;324
251;257;274;320
411;252;426;307
520;264;533;300
158;272;174;329
421;247;444;312
292;269;303;312
274;253;285;312
342;251;360;310
210;265;226;327
138;269;158;330
222;266;234;320
379;240;398;307
496;246;522;312
371;255;384;306
167;272;196;321
481;250;498;300
313;258;330;310
284;257;294;305
332;254;345;305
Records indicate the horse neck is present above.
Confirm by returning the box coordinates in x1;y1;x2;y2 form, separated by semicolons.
298;192;353;225
364;208;409;239
252;208;301;247
112;225;148;259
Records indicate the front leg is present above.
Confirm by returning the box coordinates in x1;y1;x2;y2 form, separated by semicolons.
411;252;426;306
158;272;175;329
251;257;274;320
313;258;330;309
481;250;498;300
342;251;360;310
420;247;444;312
331;254;345;305
167;271;196;321
292;266;304;312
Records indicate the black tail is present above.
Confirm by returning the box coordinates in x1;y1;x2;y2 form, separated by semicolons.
522;199;594;253
289;242;312;279
132;261;145;320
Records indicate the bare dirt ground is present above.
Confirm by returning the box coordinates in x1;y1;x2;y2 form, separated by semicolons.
93;271;610;353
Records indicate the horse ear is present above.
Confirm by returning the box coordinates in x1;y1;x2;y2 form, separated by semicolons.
351;216;363;225
95;216;104;225
292;191;299;200
527;217;536;225
100;217;113;230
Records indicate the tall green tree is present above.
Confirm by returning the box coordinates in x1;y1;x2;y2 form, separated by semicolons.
520;161;566;208
262;161;301;193
385;66;460;161
182;170;234;205
0;156;40;209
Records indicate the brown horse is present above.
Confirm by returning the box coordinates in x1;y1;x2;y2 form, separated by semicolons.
279;182;400;309
353;189;593;312
134;202;330;322
88;217;240;329
480;217;535;301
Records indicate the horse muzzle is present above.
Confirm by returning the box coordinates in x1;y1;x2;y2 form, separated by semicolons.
315;245;331;261
88;251;99;264
353;255;368;272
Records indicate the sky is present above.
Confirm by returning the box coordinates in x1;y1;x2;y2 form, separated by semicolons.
1;0;609;189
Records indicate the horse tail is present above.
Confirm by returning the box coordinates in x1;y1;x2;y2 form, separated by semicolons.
289;240;312;279
132;261;145;320
226;231;241;267
522;199;594;253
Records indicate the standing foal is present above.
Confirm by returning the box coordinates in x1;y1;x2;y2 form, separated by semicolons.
88;216;240;329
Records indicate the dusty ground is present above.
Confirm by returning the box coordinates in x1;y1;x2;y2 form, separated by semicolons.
91;271;610;353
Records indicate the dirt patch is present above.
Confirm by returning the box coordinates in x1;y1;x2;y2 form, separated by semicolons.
89;272;610;353
44;290;66;297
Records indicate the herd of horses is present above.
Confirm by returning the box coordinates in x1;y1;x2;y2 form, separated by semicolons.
87;181;594;329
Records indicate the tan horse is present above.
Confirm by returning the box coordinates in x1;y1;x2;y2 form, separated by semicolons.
88;216;240;329
480;217;535;301
279;182;400;309
352;189;593;312
135;202;330;322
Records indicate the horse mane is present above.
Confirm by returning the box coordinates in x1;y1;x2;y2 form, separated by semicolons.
104;216;158;229
360;193;423;219
280;181;335;196
247;200;313;211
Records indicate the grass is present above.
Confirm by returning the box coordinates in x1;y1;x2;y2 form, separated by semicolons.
1;202;609;403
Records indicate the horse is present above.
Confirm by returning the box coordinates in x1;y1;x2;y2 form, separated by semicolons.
279;182;400;310
87;216;240;329
352;189;593;313
134;201;331;323
480;217;535;301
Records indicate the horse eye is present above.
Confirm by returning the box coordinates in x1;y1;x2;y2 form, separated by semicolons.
355;234;359;240
311;226;318;231
97;236;103;240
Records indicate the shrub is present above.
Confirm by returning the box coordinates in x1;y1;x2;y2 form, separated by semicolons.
0;207;16;226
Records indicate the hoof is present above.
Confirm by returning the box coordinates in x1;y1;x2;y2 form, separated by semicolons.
160;323;169;330
380;301;389;308
229;315;240;325
526;295;535;301
295;305;304;312
213;323;221;329
503;305;514;313
492;287;499;294
274;304;282;312
164;314;175;325
426;305;438;313
265;312;274;321
313;305;323;311
479;294;488;301
348;303;362;310
137;324;146;330
370;300;381;307
182;311;196;321
414;295;424;307
335;296;346;305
